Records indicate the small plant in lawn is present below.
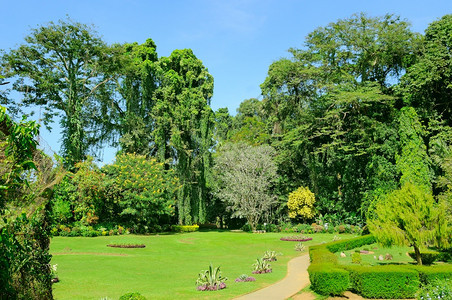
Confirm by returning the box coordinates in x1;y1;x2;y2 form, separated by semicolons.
51;264;59;283
252;258;272;274
118;292;147;300
351;252;362;264
235;274;256;282
196;264;227;291
262;250;278;261
332;235;341;241
295;242;306;252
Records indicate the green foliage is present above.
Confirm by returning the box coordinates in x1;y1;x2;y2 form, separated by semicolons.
347;265;420;299
262;250;278;262
196;264;227;290
397;107;432;190
325;235;376;253
308;264;349;296
171;225;199;232
368;182;448;264
410;264;452;284
351;252;362;264
119;292;147;300
408;251;441;265
416;278;452;300
103;153;179;232
252;258;272;274
287;186;316;221
1;19;117;166
154;48;214;225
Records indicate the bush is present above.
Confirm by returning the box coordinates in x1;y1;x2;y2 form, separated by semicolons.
408;251;441;265
346;265;419;299
288;186;316;220
326;235;376;253
308;264;349;295
410;264;452;284
172;225;199;232
351;252;361;264
119;292;147;300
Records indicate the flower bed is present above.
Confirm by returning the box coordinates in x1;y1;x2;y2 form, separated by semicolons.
107;244;145;248
252;269;272;274
280;236;313;242
196;282;226;291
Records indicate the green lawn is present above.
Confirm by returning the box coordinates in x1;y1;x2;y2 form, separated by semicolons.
336;242;416;266
50;231;356;299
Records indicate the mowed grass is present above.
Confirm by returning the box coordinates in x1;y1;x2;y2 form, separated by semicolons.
336;242;416;266
50;231;356;299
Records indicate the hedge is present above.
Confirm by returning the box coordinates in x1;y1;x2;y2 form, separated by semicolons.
325;235;376;253
171;225;199;232
307;235;376;296
410;264;452;284
407;250;440;265
308;264;350;296
346;265;419;299
307;234;452;298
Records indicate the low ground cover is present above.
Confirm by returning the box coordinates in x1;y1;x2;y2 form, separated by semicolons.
51;231;355;299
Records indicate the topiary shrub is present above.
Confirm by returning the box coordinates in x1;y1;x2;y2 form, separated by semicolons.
351;252;361;264
119;292;147;300
346;265;419;299
308;264;349;295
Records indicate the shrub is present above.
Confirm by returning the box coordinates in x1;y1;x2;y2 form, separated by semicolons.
326;235;376;253
416;278;452;300
196;264;227;291
410;264;452;284
172;225;199;233
346;265;419;299
252;258;272;274
408;251;440;265
351;252;361;264
288;187;316;221
262;251;278;262
295;242;306;252
119;292;147;300
308;264;349;295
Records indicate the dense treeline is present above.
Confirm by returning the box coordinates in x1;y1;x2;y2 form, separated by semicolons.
1;13;452;232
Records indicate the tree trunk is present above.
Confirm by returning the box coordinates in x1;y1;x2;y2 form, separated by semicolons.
413;244;422;265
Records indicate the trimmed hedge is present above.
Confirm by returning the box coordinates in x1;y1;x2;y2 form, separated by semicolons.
308;264;350;296
410;264;452;284
171;225;199;232
346;265;419;299
325;235;376;253
407;250;440;265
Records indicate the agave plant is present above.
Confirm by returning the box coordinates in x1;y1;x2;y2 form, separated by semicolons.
196;264;227;291
262;250;278;261
252;258;272;274
294;242;305;252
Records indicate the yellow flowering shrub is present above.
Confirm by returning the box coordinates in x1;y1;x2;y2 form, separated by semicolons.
287;186;316;221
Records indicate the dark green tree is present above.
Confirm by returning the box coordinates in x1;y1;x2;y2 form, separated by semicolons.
153;49;215;224
1;19;117;166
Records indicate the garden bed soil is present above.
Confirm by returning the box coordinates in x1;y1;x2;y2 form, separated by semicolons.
107;244;145;248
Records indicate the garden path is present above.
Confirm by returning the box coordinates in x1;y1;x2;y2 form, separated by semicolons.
234;253;311;300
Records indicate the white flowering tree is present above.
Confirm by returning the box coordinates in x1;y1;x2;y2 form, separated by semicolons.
214;142;277;231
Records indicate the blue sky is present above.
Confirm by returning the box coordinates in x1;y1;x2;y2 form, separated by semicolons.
1;0;451;163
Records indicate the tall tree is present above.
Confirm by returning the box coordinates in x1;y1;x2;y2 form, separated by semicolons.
399;14;452;124
153;49;215;224
214;143;277;231
1;19;117;166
